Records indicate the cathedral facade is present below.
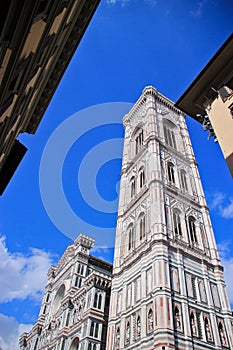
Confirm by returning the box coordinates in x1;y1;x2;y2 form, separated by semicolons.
106;86;233;349
19;234;112;350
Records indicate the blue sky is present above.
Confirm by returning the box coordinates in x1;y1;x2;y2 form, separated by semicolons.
0;1;233;348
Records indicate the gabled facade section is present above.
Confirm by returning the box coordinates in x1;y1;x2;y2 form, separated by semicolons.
19;234;112;350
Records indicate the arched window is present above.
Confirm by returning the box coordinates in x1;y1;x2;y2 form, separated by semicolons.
69;337;79;350
139;215;146;240
173;210;182;236
139;168;145;188
174;306;181;330
88;343;92;350
163;122;177;149
125;321;130;343
180;169;188;191
90;322;94;337
93;292;98;308
190;311;197;336
90;322;99;338
115;326;120;349
167;162;175;184
130;177;136;198
97;294;102;309
218;321;227;346
188;216;197;243
136;316;141;337
94;323;99;338
135;128;143;155
93;345;96;350
52;284;65;315
128;226;134;251
75;277;82;288
147;308;154;332
204;316;212;342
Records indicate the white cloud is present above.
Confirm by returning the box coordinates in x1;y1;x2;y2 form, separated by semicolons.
0;313;32;350
208;191;225;210
105;0;129;6
105;0;157;7
0;236;55;303
207;191;233;219
190;0;205;18
220;198;233;219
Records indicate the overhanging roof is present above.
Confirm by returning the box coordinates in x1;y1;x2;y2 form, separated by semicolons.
175;33;233;123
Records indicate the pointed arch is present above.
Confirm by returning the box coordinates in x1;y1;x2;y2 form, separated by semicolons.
138;213;146;240
163;119;177;149
133;125;144;155
173;209;182;237
97;293;102;309
180;169;188;191
69;337;79;350
125;320;130;343
130;176;136;198
139;167;145;188
127;225;134;251
93;292;98;308
188;216;197;243
218;321;227;346
204;316;212;342
167;162;175;184
147;308;154;332
174;305;181;330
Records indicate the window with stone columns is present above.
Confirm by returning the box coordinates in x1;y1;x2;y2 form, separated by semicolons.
163;120;177;149
188;216;197;244
167;162;175;184
128;225;134;252
90;321;99;338
203;315;213;342
139;167;145;188
173;209;182;237
138;213;146;240
130;176;136;198
77;263;84;275
180;169;188;191
93;291;102;310
135;128;143;155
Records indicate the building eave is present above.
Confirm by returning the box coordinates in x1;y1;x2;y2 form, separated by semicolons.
175;33;233;123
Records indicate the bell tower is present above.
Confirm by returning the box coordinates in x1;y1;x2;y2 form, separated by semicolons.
107;86;233;349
